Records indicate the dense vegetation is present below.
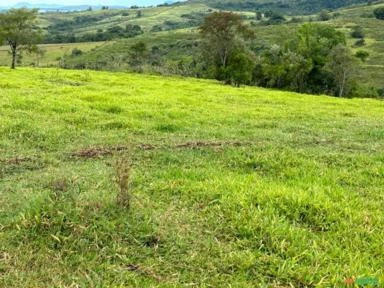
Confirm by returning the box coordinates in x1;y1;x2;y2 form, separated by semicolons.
1;67;383;287
194;0;378;14
0;1;383;97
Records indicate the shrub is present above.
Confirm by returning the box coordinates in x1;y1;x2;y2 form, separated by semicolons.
350;26;365;38
355;50;369;62
114;157;133;209
71;48;83;56
373;7;384;20
354;39;365;47
319;10;331;21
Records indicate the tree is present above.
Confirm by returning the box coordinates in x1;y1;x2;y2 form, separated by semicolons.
296;23;346;93
34;47;46;67
373;7;384;20
128;41;148;69
319;10;331;21
263;12;286;25
0;8;42;69
198;12;254;83
225;52;254;87
326;44;355;97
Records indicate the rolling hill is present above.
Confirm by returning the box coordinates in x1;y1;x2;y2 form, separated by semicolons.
191;0;381;14
0;67;384;287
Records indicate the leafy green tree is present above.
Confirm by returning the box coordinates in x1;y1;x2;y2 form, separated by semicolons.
319;10;331;21
326;44;355;97
0;8;42;69
128;41;148;69
296;23;346;93
263;12;286;25
257;44;311;92
373;7;384;20
198;12;254;83
225;52;254;87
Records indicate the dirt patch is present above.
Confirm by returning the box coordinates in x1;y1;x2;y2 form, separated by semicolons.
70;141;251;159
137;143;156;151
70;146;129;158
126;263;162;281
0;156;46;176
175;141;246;149
1;157;33;165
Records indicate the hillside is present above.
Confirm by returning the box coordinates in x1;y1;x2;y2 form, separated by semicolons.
191;0;377;14
49;1;384;94
0;1;383;96
1;67;383;287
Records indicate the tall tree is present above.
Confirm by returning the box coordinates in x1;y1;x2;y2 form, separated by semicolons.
198;12;254;83
296;23;346;93
0;8;42;69
326;44;355;97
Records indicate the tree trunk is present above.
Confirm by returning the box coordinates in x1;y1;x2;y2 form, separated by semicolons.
339;70;347;97
11;45;17;69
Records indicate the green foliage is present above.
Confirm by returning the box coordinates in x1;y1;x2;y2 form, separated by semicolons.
326;44;356;97
199;12;254;85
225;52;254;86
71;48;83;57
254;23;351;96
128;41;148;69
261;11;286;25
351;25;365;38
198;0;372;14
0;8;42;69
46;21;143;43
319;10;331;21
355;50;370;62
373;6;384;19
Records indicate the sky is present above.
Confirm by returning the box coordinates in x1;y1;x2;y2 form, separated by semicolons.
0;0;165;6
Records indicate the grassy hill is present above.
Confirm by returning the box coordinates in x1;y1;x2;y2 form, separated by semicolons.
49;1;384;93
0;1;383;95
192;0;378;14
1;67;383;287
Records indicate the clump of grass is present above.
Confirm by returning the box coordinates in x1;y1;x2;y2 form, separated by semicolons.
114;156;133;209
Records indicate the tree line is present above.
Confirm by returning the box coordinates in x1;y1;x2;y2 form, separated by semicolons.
0;8;382;97
197;12;374;97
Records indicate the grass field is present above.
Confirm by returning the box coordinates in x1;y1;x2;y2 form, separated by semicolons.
0;67;383;287
0;42;106;67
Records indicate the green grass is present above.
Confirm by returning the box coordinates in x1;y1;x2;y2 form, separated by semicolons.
0;67;384;287
0;42;106;67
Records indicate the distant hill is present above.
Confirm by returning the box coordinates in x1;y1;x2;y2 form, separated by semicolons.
0;1;185;11
192;0;378;14
0;3;127;12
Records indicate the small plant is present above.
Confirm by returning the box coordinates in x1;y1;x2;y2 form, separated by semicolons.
355;50;369;62
114;156;133;208
350;26;365;38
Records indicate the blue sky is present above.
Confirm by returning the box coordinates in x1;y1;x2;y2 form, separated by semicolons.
1;0;166;6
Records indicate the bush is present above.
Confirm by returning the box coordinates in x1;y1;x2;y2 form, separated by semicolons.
355;50;369;62
373;7;384;20
354;39;365;47
71;48;83;56
319;10;331;21
350;26;365;38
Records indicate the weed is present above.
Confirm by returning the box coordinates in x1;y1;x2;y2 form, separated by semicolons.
114;156;134;209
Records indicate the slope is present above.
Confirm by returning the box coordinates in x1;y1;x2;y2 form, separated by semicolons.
192;0;379;14
0;67;383;287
